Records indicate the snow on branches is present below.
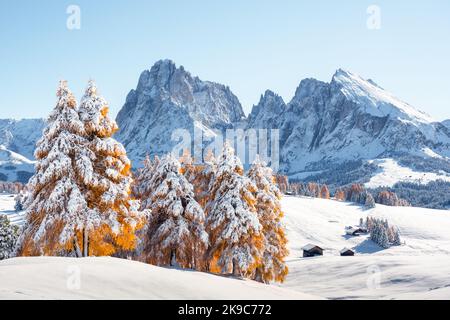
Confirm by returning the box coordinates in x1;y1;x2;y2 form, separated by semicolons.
78;80;143;256
17;80;142;257
247;156;289;283
136;153;208;269
18;81;92;256
365;217;402;248
205;142;263;277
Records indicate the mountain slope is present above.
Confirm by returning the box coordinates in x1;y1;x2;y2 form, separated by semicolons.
0;119;44;183
115;59;245;165
0;145;35;183
0;119;45;160
270;69;450;175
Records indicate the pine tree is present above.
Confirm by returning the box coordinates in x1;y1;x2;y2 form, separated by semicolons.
14;192;25;212
0;215;19;260
247;156;288;283
139;154;208;269
17;81;92;256
206;142;262;277
78;80;143;256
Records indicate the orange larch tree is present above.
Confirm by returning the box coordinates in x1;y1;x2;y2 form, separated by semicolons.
247;156;289;283
77;80;143;256
205;142;262;277
139;154;208;269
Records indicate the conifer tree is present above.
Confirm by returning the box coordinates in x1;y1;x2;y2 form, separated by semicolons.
17;81;93;256
139;154;208;269
0;215;19;260
206;142;262;277
77;80;143;256
247;156;289;283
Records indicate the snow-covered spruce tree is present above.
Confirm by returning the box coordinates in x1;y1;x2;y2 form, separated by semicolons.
17;81;93;256
14;192;25;212
78;80;143;256
0;215;19;260
139;153;208;269
247;156;288;283
206;142;262;277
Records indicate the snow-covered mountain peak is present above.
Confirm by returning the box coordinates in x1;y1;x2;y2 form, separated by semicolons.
115;60;245;163
331;69;434;124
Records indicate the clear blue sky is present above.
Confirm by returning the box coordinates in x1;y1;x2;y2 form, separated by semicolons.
1;0;449;120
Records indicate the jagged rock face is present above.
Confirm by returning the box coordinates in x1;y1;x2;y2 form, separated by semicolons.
246;70;450;174
443;120;450;131
115;60;245;165
247;90;286;129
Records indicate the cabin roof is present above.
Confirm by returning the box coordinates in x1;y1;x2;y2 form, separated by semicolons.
340;247;354;254
302;244;322;251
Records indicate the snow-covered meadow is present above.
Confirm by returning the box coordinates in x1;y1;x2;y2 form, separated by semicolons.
280;196;450;299
2;193;450;299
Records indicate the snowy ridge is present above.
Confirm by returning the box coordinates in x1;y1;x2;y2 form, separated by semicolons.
332;69;434;124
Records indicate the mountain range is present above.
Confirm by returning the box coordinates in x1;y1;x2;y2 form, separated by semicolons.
1;59;450;188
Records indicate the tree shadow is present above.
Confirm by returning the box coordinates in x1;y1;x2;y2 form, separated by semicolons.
353;238;384;254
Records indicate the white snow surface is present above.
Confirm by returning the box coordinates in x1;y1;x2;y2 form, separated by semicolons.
0;193;25;226
279;196;450;300
365;158;450;188
2;194;450;299
333;69;435;124
0;257;316;300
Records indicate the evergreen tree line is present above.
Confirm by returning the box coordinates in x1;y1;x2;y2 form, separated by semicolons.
0;81;289;283
289;182;330;199
132;146;289;283
364;217;402;249
369;180;450;210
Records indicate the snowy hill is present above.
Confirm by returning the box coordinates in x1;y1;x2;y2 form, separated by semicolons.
0;145;35;183
2;193;450;299
0;256;317;300
280;196;450;299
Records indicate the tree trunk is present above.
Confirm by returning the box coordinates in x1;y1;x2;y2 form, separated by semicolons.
83;228;89;257
232;258;240;277
73;236;82;258
170;250;176;267
254;267;263;283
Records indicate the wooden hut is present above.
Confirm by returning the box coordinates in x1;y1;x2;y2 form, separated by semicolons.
340;248;355;256
302;244;323;257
